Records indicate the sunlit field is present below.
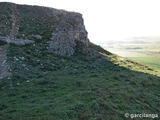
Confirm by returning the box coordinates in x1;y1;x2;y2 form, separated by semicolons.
129;57;160;71
101;38;160;71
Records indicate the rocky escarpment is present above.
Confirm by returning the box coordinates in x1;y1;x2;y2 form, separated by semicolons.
0;2;95;80
0;2;90;56
48;13;89;56
0;3;34;45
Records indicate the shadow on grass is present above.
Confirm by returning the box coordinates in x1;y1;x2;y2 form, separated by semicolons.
0;44;159;120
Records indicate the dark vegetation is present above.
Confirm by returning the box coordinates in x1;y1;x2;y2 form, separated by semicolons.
0;42;159;120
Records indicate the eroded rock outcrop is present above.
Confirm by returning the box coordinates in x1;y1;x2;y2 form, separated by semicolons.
0;2;93;80
47;11;90;56
0;2;90;56
0;3;34;46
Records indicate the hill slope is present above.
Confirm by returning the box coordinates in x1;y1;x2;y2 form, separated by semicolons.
0;2;160;120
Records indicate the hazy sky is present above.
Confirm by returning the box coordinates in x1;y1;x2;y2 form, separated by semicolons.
1;0;160;44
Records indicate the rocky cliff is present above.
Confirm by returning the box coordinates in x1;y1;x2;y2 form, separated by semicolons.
0;2;107;80
0;2;89;56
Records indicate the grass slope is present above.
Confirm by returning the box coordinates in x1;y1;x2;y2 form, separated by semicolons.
104;42;160;71
129;57;160;71
0;44;160;120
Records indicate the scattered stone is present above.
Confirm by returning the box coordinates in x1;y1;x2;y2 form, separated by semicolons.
22;64;26;67
33;35;42;40
26;80;30;83
0;45;11;80
20;56;25;60
0;36;35;45
14;56;19;61
17;83;20;86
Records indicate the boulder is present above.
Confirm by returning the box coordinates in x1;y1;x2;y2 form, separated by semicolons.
0;36;34;45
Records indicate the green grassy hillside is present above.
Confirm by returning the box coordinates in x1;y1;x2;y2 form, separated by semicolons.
102;41;160;71
127;44;160;71
0;44;160;120
129;57;160;71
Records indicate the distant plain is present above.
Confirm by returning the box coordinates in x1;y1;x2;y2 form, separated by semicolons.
101;37;160;71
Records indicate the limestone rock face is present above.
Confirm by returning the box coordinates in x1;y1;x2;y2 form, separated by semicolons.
48;12;90;56
0;2;93;80
0;2;90;56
